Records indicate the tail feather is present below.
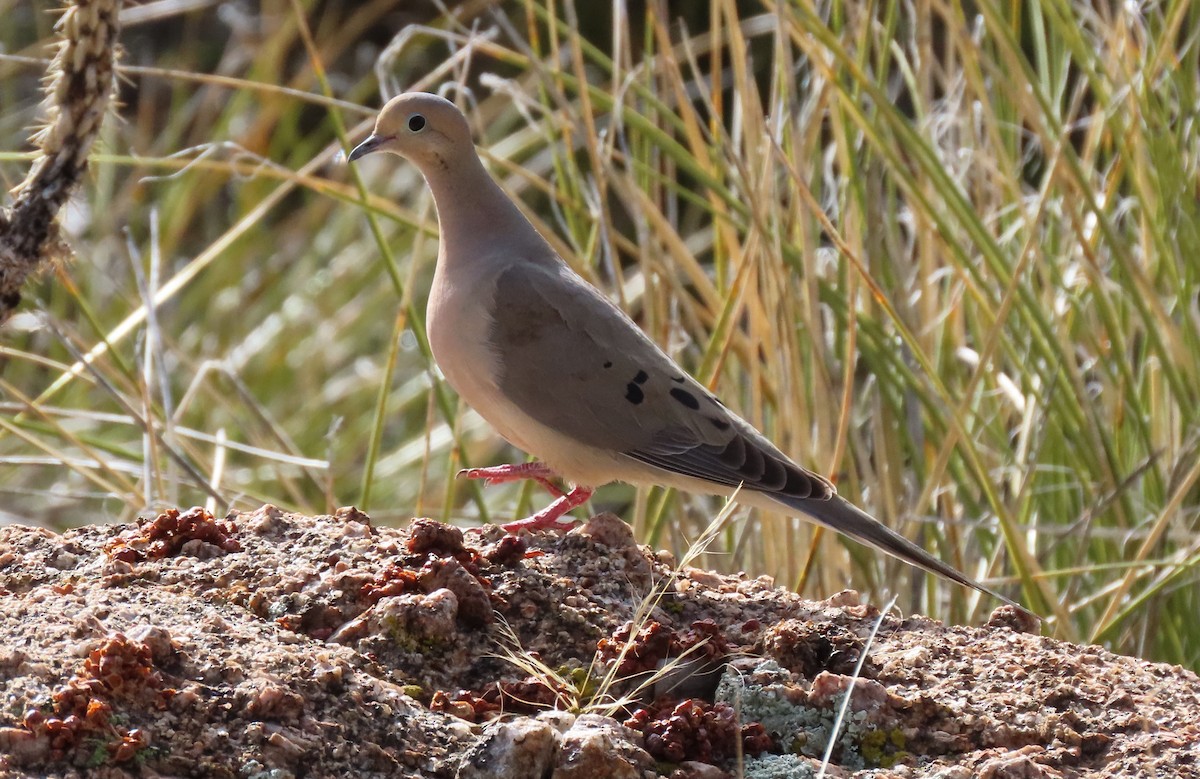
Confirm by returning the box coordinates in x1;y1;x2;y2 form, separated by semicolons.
774;493;1034;618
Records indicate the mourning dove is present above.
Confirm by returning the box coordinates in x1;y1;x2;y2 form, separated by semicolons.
349;92;1024;611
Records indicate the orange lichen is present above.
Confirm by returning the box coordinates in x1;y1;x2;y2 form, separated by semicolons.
107;507;241;563
24;633;163;765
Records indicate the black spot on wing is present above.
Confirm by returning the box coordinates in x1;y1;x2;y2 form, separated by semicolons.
603;360;613;368
626;370;650;404
671;376;686;384
708;416;731;431
669;388;700;410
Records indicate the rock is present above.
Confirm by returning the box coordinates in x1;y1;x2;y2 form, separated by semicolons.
553;713;654;779
676;761;732;779
370;589;460;646
419;558;492;627
4;510;1200;777
456;718;559;779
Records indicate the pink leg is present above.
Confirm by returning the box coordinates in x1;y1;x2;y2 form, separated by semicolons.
458;462;564;497
501;486;594;533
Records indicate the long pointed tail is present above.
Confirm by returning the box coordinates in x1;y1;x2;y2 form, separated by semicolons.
775;492;1033;617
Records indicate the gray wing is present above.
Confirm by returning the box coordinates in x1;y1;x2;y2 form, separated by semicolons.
489;261;834;502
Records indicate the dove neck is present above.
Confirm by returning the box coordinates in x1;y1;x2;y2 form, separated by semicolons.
423;151;542;264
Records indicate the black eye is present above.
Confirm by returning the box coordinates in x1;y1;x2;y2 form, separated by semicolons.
408;114;426;132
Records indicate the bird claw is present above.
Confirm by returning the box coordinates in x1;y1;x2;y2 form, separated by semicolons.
499;514;578;533
456;467;500;485
498;485;595;533
457;463;565;497
456;464;592;532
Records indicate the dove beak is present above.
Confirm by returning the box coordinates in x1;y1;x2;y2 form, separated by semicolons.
348;133;390;162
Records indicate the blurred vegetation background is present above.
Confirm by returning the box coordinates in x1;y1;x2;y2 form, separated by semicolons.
2;0;1198;664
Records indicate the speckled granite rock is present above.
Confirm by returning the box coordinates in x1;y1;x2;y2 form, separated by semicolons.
1;506;1198;778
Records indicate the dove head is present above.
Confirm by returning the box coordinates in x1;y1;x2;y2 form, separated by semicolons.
348;93;473;167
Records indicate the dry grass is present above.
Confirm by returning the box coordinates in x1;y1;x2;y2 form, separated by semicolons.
2;0;1198;663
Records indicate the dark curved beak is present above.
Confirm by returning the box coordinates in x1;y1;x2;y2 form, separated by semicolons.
348;133;388;162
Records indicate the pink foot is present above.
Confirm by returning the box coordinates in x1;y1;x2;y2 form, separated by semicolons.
458;462;564;497
501;486;595;533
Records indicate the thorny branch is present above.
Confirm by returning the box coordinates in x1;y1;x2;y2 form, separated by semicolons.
0;0;121;324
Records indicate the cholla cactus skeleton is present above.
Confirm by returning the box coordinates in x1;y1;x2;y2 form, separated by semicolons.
0;0;121;323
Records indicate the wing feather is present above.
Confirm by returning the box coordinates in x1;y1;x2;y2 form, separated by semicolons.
489;261;834;503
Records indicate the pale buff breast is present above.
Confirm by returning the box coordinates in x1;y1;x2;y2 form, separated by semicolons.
426;263;633;488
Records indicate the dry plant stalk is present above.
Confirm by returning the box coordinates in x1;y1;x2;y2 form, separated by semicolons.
0;0;121;324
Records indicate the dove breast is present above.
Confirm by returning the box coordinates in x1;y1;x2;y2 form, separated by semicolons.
425;251;635;487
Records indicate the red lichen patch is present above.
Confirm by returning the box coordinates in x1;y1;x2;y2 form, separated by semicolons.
599;620;732;678
626;699;773;764
361;520;501;627
481;533;527;566
361;563;422;603
364;519;493;605
407;518;466;556
598;621;675;676
83;633;164;698
429;689;481;721
430;676;566;723
106;507;241;563
109;728;149;764
404;518;490;576
22;633;164;766
676;620;731;665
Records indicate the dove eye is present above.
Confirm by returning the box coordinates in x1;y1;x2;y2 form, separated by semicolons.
408;114;426;132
